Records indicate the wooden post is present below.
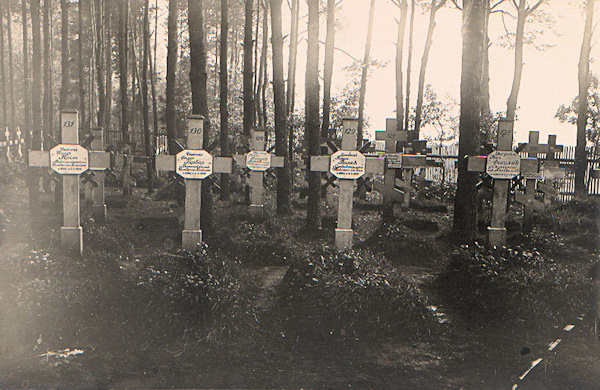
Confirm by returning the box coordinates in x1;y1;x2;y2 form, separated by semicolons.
310;119;385;251
90;128;107;221
375;118;407;216
156;115;233;250
233;130;284;219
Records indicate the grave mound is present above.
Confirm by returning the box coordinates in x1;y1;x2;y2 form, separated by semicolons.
277;247;437;342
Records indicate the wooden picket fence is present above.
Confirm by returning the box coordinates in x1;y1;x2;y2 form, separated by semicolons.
422;143;600;199
107;129;169;156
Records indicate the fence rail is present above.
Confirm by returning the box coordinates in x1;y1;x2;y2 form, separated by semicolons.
421;143;600;198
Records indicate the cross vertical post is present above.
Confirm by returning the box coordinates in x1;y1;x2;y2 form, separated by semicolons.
335;119;360;251
249;131;266;218
522;131;540;233
488;118;515;246
90;128;108;221
182;115;205;250
60;110;84;255
376;118;406;216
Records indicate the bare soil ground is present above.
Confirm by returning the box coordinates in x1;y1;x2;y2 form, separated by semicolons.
1;172;599;389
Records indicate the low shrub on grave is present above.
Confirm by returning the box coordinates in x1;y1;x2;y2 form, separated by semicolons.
537;197;600;234
359;219;443;266
214;220;296;266
139;248;259;341
279;247;437;341
435;243;591;325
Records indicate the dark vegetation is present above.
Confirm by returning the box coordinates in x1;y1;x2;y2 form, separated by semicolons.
1;169;599;388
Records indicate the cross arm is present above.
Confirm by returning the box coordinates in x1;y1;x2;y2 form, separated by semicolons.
156;154;176;172
29;150;50;167
366;156;385;173
213;157;233;174
89;151;111;170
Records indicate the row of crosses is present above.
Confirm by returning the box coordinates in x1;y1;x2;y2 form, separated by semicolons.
1;127;25;161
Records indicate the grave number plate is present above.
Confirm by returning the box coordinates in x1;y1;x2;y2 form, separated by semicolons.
50;144;89;174
246;151;271;171
176;150;213;179
486;150;521;179
384;153;403;169
330;150;366;179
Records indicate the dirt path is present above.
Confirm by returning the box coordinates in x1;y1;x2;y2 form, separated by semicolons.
248;266;289;311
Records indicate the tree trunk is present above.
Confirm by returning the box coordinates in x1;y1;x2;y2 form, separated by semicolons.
575;0;594;196
506;0;527;121
404;0;415;135
414;0;446;138
165;0;177;153
321;0;335;139
60;0;69;111
188;0;214;234
78;0;89;131
394;0;407;135
219;0;230;200
243;0;254;138
357;0;376;143
94;0;105;128
480;0;491;141
43;0;52;135
0;1;8;132
305;0;320;230
6;1;15;132
24;0;39;208
256;1;268;129
104;0;112;134
270;0;291;214
151;0;159;154
142;0;155;191
452;0;487;241
31;0;42;198
118;0;129;145
286;0;299;117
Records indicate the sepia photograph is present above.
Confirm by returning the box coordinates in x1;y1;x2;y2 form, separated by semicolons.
0;0;599;388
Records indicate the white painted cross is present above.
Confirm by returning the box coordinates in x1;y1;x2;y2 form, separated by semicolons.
311;118;385;251
29;110;111;255
233;130;284;218
467;119;537;245
156;115;233;250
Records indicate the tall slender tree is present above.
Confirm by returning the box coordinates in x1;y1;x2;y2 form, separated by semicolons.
43;0;52;135
505;0;545;121
0;1;7;133
286;0;299;117
220;0;231;200
188;0;214;233
6;1;15;133
305;0;320;230
78;0;90;130
118;0;129;145
357;0;376;143
165;0;177;153
270;0;291;214
321;0;335;139
575;0;594;195
243;0;254;138
404;0;415;134
104;0;113;133
31;0;42;206
94;0;105;128
452;0;488;241
60;0;69;111
142;0;155;191
394;0;407;135
414;0;447;138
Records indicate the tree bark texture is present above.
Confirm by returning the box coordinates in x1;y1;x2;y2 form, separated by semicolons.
118;0;129;145
321;0;335;139
165;0;178;153
358;0;376;143
243;0;255;137
394;0;407;134
219;0;230;200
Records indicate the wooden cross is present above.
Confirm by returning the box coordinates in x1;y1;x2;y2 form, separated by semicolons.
374;118;406;215
311;118;385;251
29;110;111;255
87;128;108;221
156;115;233;251
467;119;537;245
3;127;11;161
233;130;284;218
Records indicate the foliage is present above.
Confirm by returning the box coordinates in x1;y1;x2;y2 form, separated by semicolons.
419;84;459;145
556;73;600;149
140;248;259;341
436;241;591;325
496;1;558;51
279;246;437;341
